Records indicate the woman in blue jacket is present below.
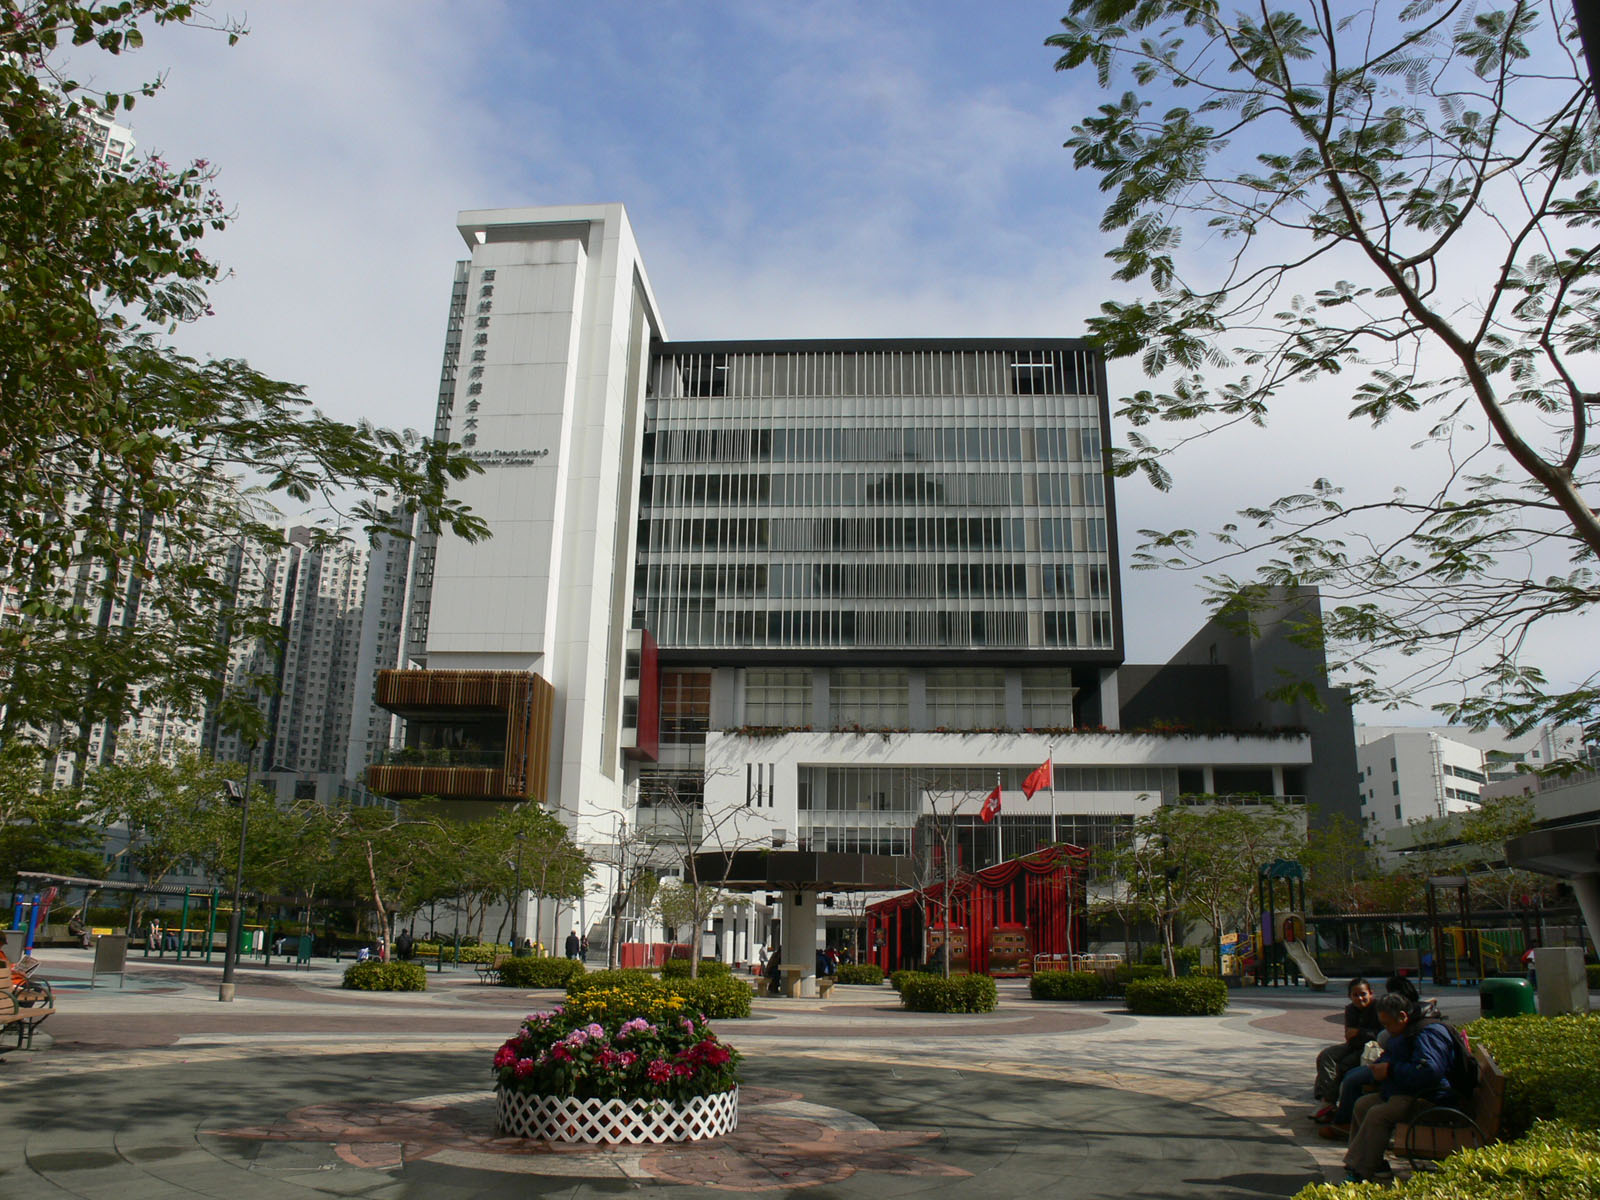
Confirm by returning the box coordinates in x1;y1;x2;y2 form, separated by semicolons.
1344;992;1461;1182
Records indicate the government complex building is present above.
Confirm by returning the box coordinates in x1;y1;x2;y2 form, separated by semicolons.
367;204;1359;958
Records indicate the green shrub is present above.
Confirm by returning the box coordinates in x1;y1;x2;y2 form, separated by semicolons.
661;958;733;980
899;973;999;1013
1103;963;1164;995
1291;1120;1600;1199
674;975;754;1019
1140;944;1201;972
497;956;585;988
836;963;884;985
564;967;753;1020
1466;1012;1600;1138
411;942;510;964
890;967;936;992
1125;975;1228;1015
341;961;427;992
567;968;658;997
1030;970;1106;1001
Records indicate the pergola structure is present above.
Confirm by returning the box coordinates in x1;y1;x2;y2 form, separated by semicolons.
689;850;913;996
1506;822;1600;961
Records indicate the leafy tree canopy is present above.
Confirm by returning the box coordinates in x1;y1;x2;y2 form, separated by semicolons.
1049;1;1599;731
0;0;487;750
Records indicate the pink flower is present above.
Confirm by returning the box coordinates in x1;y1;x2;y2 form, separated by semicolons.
646;1059;673;1084
586;1023;604;1039
493;1044;517;1069
514;1058;536;1079
549;1045;572;1062
617;1018;656;1039
674;1062;695;1078
619;1050;638;1068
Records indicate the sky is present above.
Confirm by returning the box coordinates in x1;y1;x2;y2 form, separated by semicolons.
70;1;1597;726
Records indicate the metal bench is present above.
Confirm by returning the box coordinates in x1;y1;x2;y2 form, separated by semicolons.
1395;1043;1506;1170
0;979;54;1050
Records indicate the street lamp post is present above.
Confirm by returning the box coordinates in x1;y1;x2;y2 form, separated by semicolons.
218;778;251;1003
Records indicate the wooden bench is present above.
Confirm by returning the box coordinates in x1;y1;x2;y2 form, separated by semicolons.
1394;1042;1505;1168
0;979;54;1050
475;953;510;984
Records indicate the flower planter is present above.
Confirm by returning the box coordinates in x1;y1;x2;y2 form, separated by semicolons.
495;1085;739;1144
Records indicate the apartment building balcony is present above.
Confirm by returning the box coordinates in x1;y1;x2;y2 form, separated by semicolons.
366;669;554;803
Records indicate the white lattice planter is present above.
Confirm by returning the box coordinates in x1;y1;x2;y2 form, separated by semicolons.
495;1085;739;1144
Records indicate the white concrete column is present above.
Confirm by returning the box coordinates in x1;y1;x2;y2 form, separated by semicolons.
735;907;749;964
1572;874;1600;962
783;889;821;996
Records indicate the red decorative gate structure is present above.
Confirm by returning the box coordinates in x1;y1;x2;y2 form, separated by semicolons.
865;844;1088;977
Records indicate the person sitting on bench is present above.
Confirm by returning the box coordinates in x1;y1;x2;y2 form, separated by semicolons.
1343;993;1463;1184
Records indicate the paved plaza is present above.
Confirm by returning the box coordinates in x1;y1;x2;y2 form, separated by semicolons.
0;950;1487;1198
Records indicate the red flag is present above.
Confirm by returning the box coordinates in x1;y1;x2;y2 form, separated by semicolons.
1021;756;1053;799
980;784;1002;823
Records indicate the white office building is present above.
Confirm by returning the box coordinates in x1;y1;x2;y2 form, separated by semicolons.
1356;724;1584;853
369;204;1359;958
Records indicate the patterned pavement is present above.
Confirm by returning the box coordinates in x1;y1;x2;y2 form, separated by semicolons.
0;949;1486;1198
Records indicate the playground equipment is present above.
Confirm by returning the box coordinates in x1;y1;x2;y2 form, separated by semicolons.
1425;876;1485;985
1256;859;1326;988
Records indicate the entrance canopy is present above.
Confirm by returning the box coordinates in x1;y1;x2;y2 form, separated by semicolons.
688;850;914;894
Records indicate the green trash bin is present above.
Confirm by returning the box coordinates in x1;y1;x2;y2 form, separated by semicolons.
1480;977;1536;1017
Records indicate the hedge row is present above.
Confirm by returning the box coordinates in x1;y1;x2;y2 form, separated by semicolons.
899;973;998;1013
1030;970;1106;1001
1124;976;1228;1016
411;942;510;964
565;967;753;1020
660;959;733;980
1465;1012;1600;1139
836;964;884;985
1291;1120;1600;1200
341;962;428;992
497;956;586;988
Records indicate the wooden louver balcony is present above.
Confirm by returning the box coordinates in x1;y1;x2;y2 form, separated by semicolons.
366;669;554;803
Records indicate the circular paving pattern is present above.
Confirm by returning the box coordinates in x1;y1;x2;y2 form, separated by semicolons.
0;1049;1324;1198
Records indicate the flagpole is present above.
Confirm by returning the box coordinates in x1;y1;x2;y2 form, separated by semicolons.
996;772;1004;866
1048;742;1057;845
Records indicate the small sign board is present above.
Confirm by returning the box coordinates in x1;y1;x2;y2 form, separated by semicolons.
92;934;129;988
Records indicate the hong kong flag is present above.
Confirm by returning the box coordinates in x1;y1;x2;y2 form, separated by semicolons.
979;784;1002;823
1021;756;1053;799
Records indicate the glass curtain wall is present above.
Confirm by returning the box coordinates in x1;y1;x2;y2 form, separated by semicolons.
634;346;1117;652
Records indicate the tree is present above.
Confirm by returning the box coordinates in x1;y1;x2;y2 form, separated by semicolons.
79;744;242;916
1111;801;1299;976
0;741;102;882
0;1;487;755
1300;812;1375;912
637;768;765;977
1402;790;1555;909
1049;2;1600;730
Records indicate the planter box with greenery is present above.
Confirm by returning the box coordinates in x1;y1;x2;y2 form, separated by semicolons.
342;962;427;992
836;964;884;986
1290;1120;1600;1200
899;973;998;1013
1466;1012;1600;1138
1124;976;1228;1016
493;996;741;1144
1030;970;1106;1001
498;957;586;989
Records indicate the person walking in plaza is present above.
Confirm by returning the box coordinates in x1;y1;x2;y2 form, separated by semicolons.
766;943;783;996
565;929;582;960
1342;992;1464;1183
